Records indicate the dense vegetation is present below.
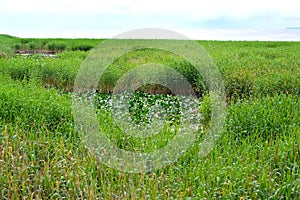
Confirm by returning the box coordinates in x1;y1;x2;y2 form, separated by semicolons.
0;35;299;199
0;34;103;58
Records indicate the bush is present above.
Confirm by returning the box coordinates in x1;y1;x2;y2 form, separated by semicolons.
26;42;38;50
13;43;21;50
47;42;67;51
71;44;93;51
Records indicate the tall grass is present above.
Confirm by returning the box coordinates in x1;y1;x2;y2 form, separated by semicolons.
0;75;72;132
0;35;104;53
0;74;299;198
0;39;299;199
1;39;300;99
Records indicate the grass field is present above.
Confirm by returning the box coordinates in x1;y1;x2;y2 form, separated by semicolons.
0;35;299;199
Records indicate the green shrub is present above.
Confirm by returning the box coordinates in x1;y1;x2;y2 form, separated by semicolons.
71;44;93;51
47;42;67;51
13;43;21;50
26;41;38;50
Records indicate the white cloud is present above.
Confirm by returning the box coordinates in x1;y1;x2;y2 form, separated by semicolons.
2;0;300;19
0;0;119;14
1;0;300;35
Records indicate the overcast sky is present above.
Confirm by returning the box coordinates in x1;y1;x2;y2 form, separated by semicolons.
1;0;300;39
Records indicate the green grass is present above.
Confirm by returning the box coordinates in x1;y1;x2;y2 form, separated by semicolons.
0;35;104;58
0;38;299;199
1;39;300;99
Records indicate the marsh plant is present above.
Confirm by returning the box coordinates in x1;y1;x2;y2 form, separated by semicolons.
0;36;299;199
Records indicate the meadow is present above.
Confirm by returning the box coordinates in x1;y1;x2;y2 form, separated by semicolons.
0;34;299;199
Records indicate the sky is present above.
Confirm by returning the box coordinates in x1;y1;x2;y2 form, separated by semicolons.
1;0;300;39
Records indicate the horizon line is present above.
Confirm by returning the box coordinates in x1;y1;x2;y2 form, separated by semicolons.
2;28;300;41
